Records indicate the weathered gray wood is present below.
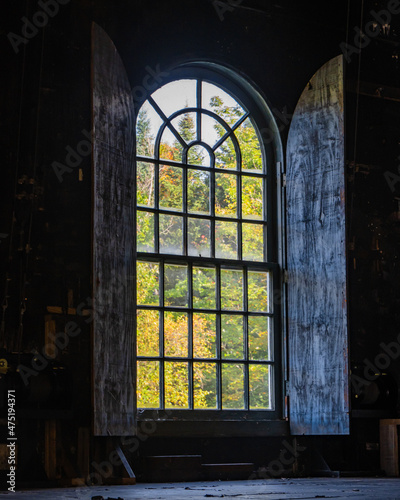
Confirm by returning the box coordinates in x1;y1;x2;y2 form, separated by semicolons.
92;23;136;436
286;55;349;435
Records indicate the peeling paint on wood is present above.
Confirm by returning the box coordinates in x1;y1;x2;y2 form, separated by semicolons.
92;23;136;436
286;56;349;435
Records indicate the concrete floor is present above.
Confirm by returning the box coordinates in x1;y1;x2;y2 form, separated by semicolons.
2;478;400;500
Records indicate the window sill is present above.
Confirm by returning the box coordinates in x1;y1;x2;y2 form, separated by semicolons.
136;413;289;437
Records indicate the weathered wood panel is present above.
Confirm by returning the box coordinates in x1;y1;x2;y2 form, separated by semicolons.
92;23;136;436
286;55;349;435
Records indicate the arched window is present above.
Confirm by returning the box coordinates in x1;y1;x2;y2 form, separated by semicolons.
135;66;283;418
93;26;348;436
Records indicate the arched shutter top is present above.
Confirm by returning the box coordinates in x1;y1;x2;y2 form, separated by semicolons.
92;22;136;436
286;55;349;435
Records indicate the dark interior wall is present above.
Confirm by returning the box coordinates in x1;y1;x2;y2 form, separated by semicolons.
1;0;400;482
345;1;400;406
100;0;348;121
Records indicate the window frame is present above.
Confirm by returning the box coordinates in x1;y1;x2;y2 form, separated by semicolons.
134;63;285;425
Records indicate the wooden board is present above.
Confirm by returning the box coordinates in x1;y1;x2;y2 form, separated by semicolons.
92;23;136;436
44;420;57;479
286;55;349;435
380;419;400;477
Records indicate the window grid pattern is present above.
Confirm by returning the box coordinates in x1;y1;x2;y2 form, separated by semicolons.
136;78;274;411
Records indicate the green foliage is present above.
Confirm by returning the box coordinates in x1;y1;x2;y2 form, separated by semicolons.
136;108;154;157
173;109;205;165
136;93;271;410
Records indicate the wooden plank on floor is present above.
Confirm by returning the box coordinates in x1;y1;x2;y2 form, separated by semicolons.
380;419;400;477
44;420;57;480
77;427;90;478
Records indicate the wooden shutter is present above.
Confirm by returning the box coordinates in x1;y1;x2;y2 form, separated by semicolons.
92;23;136;436
286;55;349;435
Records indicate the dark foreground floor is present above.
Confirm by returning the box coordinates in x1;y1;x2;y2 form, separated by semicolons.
2;478;400;500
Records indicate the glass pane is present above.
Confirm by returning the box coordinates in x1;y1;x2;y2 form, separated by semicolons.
243;223;264;262
159;165;183;211
137;211;154;253
188;218;211;258
137;261;159;306
188;145;210;167
137;162;155;207
137;360;159;408
137;310;159;356
136;102;161;158
242;176;263;219
164;264;188;307
164;311;188;357
221;315;244;359
235;117;263;172
193;266;216;309
159;128;182;163
215;221;238;259
159;214;183;254
171;111;198;148
248;316;270;361
188;170;210;215
194;363;217;409
248;271;270;312
221;269;243;311
249;364;271;409
215;136;237;170
202;82;246;126
215;173;237;217
201;113;226;148
222;364;244;409
152;80;197;119
165;361;189;408
193;313;216;358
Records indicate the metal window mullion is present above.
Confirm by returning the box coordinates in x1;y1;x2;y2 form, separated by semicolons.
243;267;249;410
263;173;269;262
160;260;165;409
137;355;274;365
183;161;188;256
244;362;250;411
145;211;264;224
188;263;194;409
211;151;216;259
237;173;243;261
137;252;276;270
212;112;249;152
216;264;222;409
149;96;187;149
155;162;160;254
197;80;202;142
243;268;249;358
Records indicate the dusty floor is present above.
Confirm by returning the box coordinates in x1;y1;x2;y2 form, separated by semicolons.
1;478;400;500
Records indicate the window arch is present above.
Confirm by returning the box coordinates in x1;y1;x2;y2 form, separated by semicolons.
92;25;347;436
135;65;283;418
